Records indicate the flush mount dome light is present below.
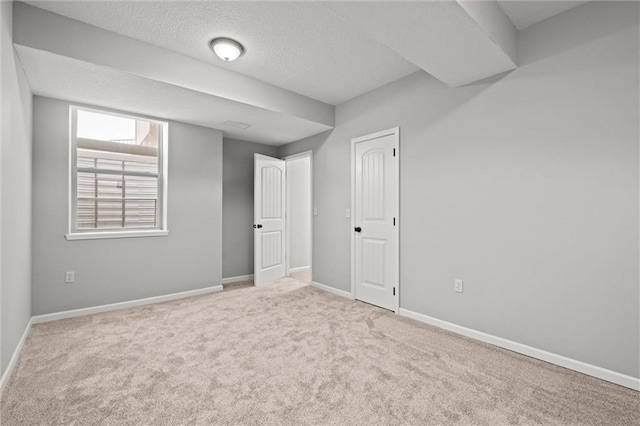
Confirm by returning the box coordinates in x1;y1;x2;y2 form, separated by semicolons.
209;37;244;62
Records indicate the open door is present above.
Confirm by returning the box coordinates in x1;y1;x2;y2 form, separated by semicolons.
254;154;286;286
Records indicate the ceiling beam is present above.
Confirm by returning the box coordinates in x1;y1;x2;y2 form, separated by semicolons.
324;0;517;87
457;0;517;65
13;2;335;128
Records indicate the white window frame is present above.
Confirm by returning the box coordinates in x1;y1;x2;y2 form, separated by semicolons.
65;105;169;241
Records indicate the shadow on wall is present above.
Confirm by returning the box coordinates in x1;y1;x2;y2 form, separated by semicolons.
279;129;333;158
517;1;639;67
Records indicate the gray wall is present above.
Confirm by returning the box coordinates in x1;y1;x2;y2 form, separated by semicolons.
287;156;311;269
31;97;223;315
279;1;640;378
1;0;33;375
222;138;278;279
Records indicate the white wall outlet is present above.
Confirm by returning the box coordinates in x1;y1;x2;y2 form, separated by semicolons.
454;279;463;293
313;207;318;216
65;271;75;283
345;208;351;218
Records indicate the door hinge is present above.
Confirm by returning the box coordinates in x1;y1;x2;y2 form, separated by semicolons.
393;148;396;157
393;217;396;226
393;287;396;296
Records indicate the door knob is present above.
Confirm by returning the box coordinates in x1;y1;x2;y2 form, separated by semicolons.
354;226;362;233
253;224;263;229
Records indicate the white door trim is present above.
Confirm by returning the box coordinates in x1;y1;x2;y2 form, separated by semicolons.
283;150;313;162
351;127;400;312
283;150;313;281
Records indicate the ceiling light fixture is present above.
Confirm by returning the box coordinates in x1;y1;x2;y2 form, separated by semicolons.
209;37;245;62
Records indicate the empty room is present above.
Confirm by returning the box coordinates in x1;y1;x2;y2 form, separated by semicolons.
1;0;639;424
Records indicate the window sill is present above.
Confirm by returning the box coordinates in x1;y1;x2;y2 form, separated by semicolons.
65;229;169;241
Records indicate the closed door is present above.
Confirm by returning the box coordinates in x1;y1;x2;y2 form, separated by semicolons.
254;154;286;286
353;129;399;311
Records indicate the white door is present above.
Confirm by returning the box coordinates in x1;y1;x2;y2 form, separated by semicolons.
254;154;286;286
353;128;399;311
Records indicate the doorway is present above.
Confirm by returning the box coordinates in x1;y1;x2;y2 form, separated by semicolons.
351;128;399;312
285;151;313;283
253;152;312;286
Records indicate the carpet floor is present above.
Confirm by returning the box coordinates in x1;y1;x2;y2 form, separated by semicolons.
1;277;638;425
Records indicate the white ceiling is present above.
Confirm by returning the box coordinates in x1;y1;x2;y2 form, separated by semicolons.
24;1;591;105
324;1;517;88
498;0;590;30
25;0;419;105
15;1;594;145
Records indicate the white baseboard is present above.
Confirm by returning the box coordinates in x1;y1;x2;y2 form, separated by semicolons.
398;308;640;392
311;281;353;299
6;284;637;395
32;285;223;324
222;274;254;284
2;285;224;395
0;318;33;394
288;266;310;273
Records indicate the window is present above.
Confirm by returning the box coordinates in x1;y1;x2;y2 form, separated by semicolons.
66;106;168;240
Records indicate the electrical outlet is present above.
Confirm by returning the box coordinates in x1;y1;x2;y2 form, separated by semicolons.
313;207;318;216
454;279;463;293
65;271;75;283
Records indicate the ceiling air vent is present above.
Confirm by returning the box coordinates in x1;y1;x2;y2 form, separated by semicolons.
223;120;251;129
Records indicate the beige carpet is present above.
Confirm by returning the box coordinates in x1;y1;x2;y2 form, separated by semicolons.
1;277;638;425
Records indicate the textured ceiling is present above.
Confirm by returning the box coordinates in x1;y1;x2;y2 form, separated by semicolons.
16;0;595;145
498;0;590;30
15;46;332;145
25;0;418;105
325;1;516;88
23;0;593;105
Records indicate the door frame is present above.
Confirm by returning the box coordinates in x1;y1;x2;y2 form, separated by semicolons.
350;127;400;312
283;150;313;281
